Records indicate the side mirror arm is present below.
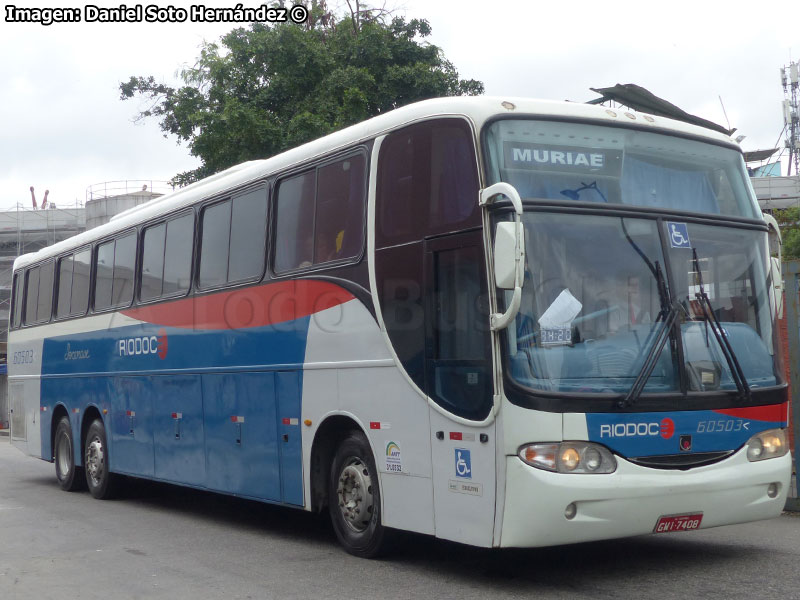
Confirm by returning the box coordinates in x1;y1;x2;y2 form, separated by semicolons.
480;183;525;331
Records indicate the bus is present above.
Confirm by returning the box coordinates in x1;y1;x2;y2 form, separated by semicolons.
8;97;792;557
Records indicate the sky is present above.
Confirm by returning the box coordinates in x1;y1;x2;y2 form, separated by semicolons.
1;0;798;209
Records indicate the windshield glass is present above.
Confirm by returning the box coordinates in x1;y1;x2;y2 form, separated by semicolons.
484;119;760;219
504;213;780;395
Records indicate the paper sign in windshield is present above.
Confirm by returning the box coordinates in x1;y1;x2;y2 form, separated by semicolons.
538;289;583;328
503;142;622;176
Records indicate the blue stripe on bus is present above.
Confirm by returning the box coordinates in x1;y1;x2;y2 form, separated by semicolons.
585;406;787;457
39;317;310;505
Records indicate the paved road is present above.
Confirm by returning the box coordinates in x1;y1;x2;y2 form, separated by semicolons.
1;437;799;600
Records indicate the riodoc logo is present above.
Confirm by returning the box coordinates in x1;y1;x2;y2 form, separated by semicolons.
117;328;168;359
599;418;675;439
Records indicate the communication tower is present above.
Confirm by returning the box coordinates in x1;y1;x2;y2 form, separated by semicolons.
782;61;800;176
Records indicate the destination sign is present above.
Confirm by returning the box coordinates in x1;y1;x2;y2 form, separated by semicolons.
503;142;622;176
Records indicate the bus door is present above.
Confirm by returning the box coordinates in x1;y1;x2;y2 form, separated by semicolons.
424;230;497;546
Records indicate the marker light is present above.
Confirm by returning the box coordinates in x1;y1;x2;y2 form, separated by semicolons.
746;429;788;462
518;442;617;474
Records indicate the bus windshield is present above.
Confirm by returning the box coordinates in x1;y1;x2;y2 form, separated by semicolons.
483;119;760;219
503;213;779;395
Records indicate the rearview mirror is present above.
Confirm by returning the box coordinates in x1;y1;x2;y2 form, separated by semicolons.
763;213;784;318
494;222;522;289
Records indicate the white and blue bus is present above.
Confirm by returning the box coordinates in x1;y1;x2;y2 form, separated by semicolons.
8;97;791;557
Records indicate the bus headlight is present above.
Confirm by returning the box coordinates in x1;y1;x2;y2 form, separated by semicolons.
746;429;788;462
518;442;617;474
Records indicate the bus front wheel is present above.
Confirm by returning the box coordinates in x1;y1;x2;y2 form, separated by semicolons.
84;419;118;499
54;416;85;491
328;433;388;558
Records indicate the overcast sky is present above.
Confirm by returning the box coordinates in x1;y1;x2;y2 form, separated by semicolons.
1;0;797;209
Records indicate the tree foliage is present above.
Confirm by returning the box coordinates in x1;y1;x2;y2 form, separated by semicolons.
773;207;800;259
120;1;483;185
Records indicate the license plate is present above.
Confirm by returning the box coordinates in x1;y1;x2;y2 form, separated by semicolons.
653;513;703;533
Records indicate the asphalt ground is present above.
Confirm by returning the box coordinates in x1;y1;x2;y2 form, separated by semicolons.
1;436;799;600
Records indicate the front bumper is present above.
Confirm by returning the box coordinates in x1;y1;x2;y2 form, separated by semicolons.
500;448;791;547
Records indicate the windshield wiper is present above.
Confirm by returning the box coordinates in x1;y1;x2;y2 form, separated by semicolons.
618;301;681;409
617;220;678;409
690;248;751;401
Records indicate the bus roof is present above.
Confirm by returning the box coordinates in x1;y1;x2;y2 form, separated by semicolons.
13;95;739;271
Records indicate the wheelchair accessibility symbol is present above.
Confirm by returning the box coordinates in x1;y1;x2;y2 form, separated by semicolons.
667;222;691;249
455;448;472;479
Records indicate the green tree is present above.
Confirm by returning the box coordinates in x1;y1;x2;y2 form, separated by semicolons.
773;207;800;259
120;2;483;185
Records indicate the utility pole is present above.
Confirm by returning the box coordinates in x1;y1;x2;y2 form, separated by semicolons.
781;61;800;176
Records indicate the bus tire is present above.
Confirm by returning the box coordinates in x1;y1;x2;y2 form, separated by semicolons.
328;432;389;558
54;416;85;491
84;418;118;500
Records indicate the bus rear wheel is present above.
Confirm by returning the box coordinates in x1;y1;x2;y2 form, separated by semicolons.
328;432;389;558
54;416;85;491
84;418;118;499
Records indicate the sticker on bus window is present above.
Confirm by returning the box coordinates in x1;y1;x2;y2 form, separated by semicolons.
667;222;691;248
540;326;572;346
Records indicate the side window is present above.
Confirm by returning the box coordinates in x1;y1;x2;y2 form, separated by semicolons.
198;200;231;289
163;213;193;295
141;223;166;301
24;267;39;325
112;233;136;307
95;241;114;310
228;189;268;282
377;118;479;247
141;212;194;301
273;153;366;274
37;261;54;322
11;273;22;329
94;233;136;311
71;249;91;316
274;172;315;273
199;188;266;289
314;155;366;263
427;237;492;419
56;255;74;318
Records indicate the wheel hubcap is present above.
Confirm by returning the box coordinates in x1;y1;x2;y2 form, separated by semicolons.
56;433;71;478
85;436;105;486
336;459;374;532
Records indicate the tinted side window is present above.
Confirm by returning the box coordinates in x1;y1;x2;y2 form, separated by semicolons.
274;172;315;273
377;119;479;247
315;155;366;264
141;223;166;301
199;200;231;289
25;267;39;325
112;234;136;307
71;249;91;316
377;130;418;243
163;213;193;295
12;273;22;329
37;261;54;322
56;255;74;318
95;241;114;310
228;189;267;282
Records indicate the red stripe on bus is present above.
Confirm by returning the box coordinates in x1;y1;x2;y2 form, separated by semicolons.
122;280;354;330
712;403;788;422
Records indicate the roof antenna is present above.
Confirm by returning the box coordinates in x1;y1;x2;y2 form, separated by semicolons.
718;95;732;132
